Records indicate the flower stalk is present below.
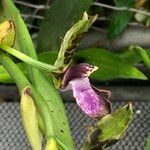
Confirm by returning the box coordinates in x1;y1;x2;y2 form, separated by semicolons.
0;44;57;72
0;52;57;147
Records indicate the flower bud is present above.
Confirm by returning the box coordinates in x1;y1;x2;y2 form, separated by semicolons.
20;87;42;150
45;139;58;150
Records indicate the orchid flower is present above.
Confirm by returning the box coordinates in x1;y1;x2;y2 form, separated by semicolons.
61;63;112;119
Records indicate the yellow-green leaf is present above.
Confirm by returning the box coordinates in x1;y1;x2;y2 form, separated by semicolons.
52;13;97;88
0;20;15;46
54;12;97;70
98;103;133;142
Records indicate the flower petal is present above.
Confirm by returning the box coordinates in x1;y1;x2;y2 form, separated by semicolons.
92;86;112;114
61;63;98;88
69;78;111;118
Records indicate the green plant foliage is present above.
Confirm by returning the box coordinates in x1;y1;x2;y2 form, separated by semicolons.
37;0;92;51
0;62;24;83
39;51;58;64
116;46;150;65
0;51;58;83
145;135;150;150
117;46;150;66
0;1;75;149
52;13;97;88
133;46;150;69
81;103;133;149
117;47;142;65
54;13;97;70
98;103;133;142
75;48;147;80
1;46;149;83
108;0;135;39
0;0;39;83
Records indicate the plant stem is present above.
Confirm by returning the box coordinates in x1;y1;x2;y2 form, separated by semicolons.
93;2;150;17
0;52;55;140
0;44;57;72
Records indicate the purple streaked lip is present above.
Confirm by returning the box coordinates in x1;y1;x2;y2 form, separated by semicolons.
61;63;111;118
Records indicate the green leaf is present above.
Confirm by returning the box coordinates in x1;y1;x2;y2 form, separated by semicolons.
117;46;150;68
37;0;92;51
81;103;133;150
39;51;58;64
54;13;97;70
0;1;74;149
117;47;142;65
108;0;135;39
0;51;57;83
52;13;97;88
1;47;148;83
0;62;25;83
75;48;147;80
98;103;133;141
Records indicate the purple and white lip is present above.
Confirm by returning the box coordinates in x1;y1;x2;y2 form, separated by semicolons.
61;63;111;119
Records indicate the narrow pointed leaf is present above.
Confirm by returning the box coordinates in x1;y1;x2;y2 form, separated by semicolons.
75;48;147;80
117;47;150;65
108;0;135;39
54;13;97;70
52;13;97;88
0;1;74;149
37;0;92;51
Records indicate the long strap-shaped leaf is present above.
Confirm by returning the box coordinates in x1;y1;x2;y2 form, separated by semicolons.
0;0;74;149
37;0;92;51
